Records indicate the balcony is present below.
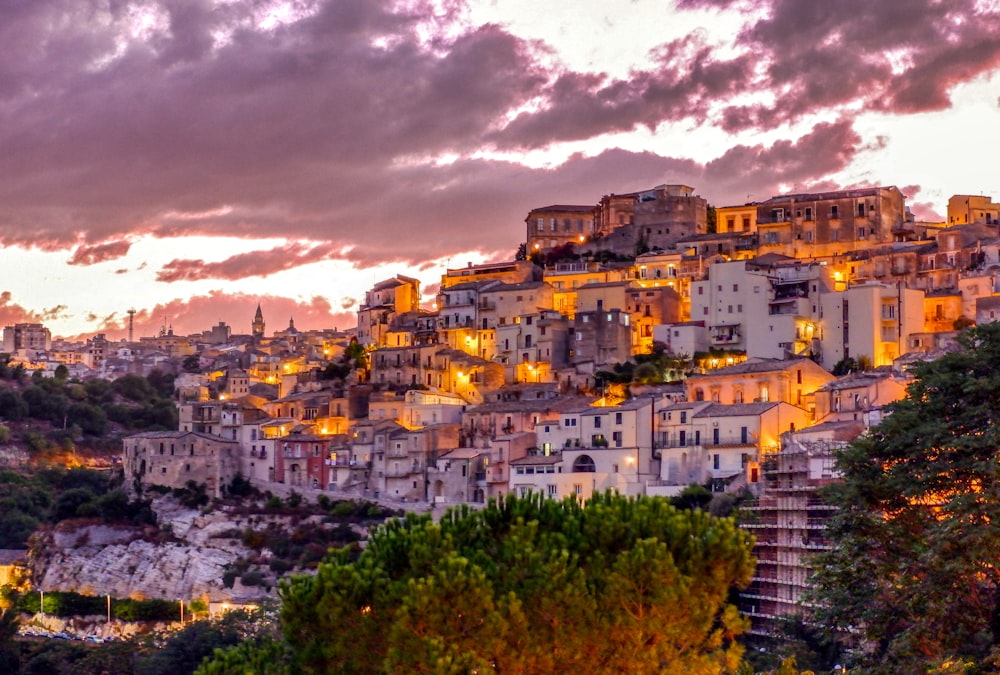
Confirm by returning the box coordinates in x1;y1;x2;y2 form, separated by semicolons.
711;331;741;345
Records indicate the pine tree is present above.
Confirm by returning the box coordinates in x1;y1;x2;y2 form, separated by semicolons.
813;322;1000;671
201;492;754;674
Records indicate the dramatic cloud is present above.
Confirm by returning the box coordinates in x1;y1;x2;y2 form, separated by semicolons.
155;242;343;283
0;291;64;327
68;239;133;266
0;0;995;338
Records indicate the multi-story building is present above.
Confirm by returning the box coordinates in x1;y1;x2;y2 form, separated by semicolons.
654;401;812;492
948;194;1000;226
684;357;834;414
123;430;240;498
439;260;540;289
2;323;51;353
371;423;461;502
570;308;632;373
526;204;597;254
817;281;924;370
813;370;910;428
496;309;571;383
357;275;421;347
275;433;339;489
544;261;631;318
512;397;657;500
751;186;909;259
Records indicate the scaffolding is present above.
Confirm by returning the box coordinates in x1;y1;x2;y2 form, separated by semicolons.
737;439;844;636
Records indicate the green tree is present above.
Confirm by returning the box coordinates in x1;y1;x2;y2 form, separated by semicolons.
813;322;1000;671
0;388;28;421
183;354;202;373
204;492;754;674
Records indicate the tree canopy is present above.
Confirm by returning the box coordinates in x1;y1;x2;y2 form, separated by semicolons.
200;492;755;674
813;322;1000;672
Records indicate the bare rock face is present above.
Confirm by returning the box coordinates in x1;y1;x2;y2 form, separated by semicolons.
32;497;268;603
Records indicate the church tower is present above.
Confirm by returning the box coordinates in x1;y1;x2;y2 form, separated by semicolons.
252;303;265;341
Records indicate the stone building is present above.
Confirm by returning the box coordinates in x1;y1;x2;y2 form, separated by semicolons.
123;430;240;497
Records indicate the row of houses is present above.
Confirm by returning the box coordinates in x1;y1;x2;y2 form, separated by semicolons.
124;355;910;506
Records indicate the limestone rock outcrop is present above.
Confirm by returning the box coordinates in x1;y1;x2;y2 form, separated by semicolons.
32;497;270;603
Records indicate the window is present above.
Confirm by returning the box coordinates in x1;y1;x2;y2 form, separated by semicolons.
858;203;866;217
612;431;623;447
615;412;623;424
831;205;839;218
733;284;739;292
547;484;558;497
804;207;813;221
593;416;602;428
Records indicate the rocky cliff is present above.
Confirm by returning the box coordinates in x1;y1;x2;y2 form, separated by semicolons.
31;497;274;603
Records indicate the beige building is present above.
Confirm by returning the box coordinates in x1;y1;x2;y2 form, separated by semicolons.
684;357;834;414
357;275;421;347
715;204;758;235
813;370;910;428
526;204;597;254
544;261;631;319
654;400;813;493
948;194;999;225
818;281;924;370
514;397;657;500
752;186;909;259
123;430;240;497
2;323;51;353
440;260;540;289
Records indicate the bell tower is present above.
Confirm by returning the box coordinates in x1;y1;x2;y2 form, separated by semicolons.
252;303;265;341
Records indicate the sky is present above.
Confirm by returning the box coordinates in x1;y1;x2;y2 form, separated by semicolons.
1;0;999;341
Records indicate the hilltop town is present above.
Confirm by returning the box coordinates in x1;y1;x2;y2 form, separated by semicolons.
6;183;1000;636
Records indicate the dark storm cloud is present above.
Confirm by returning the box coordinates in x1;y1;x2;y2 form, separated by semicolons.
0;0;994;282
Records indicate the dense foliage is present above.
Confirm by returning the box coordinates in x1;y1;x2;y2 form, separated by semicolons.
0;467;154;548
813;322;1000;672
201;491;755;674
0;364;177;438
